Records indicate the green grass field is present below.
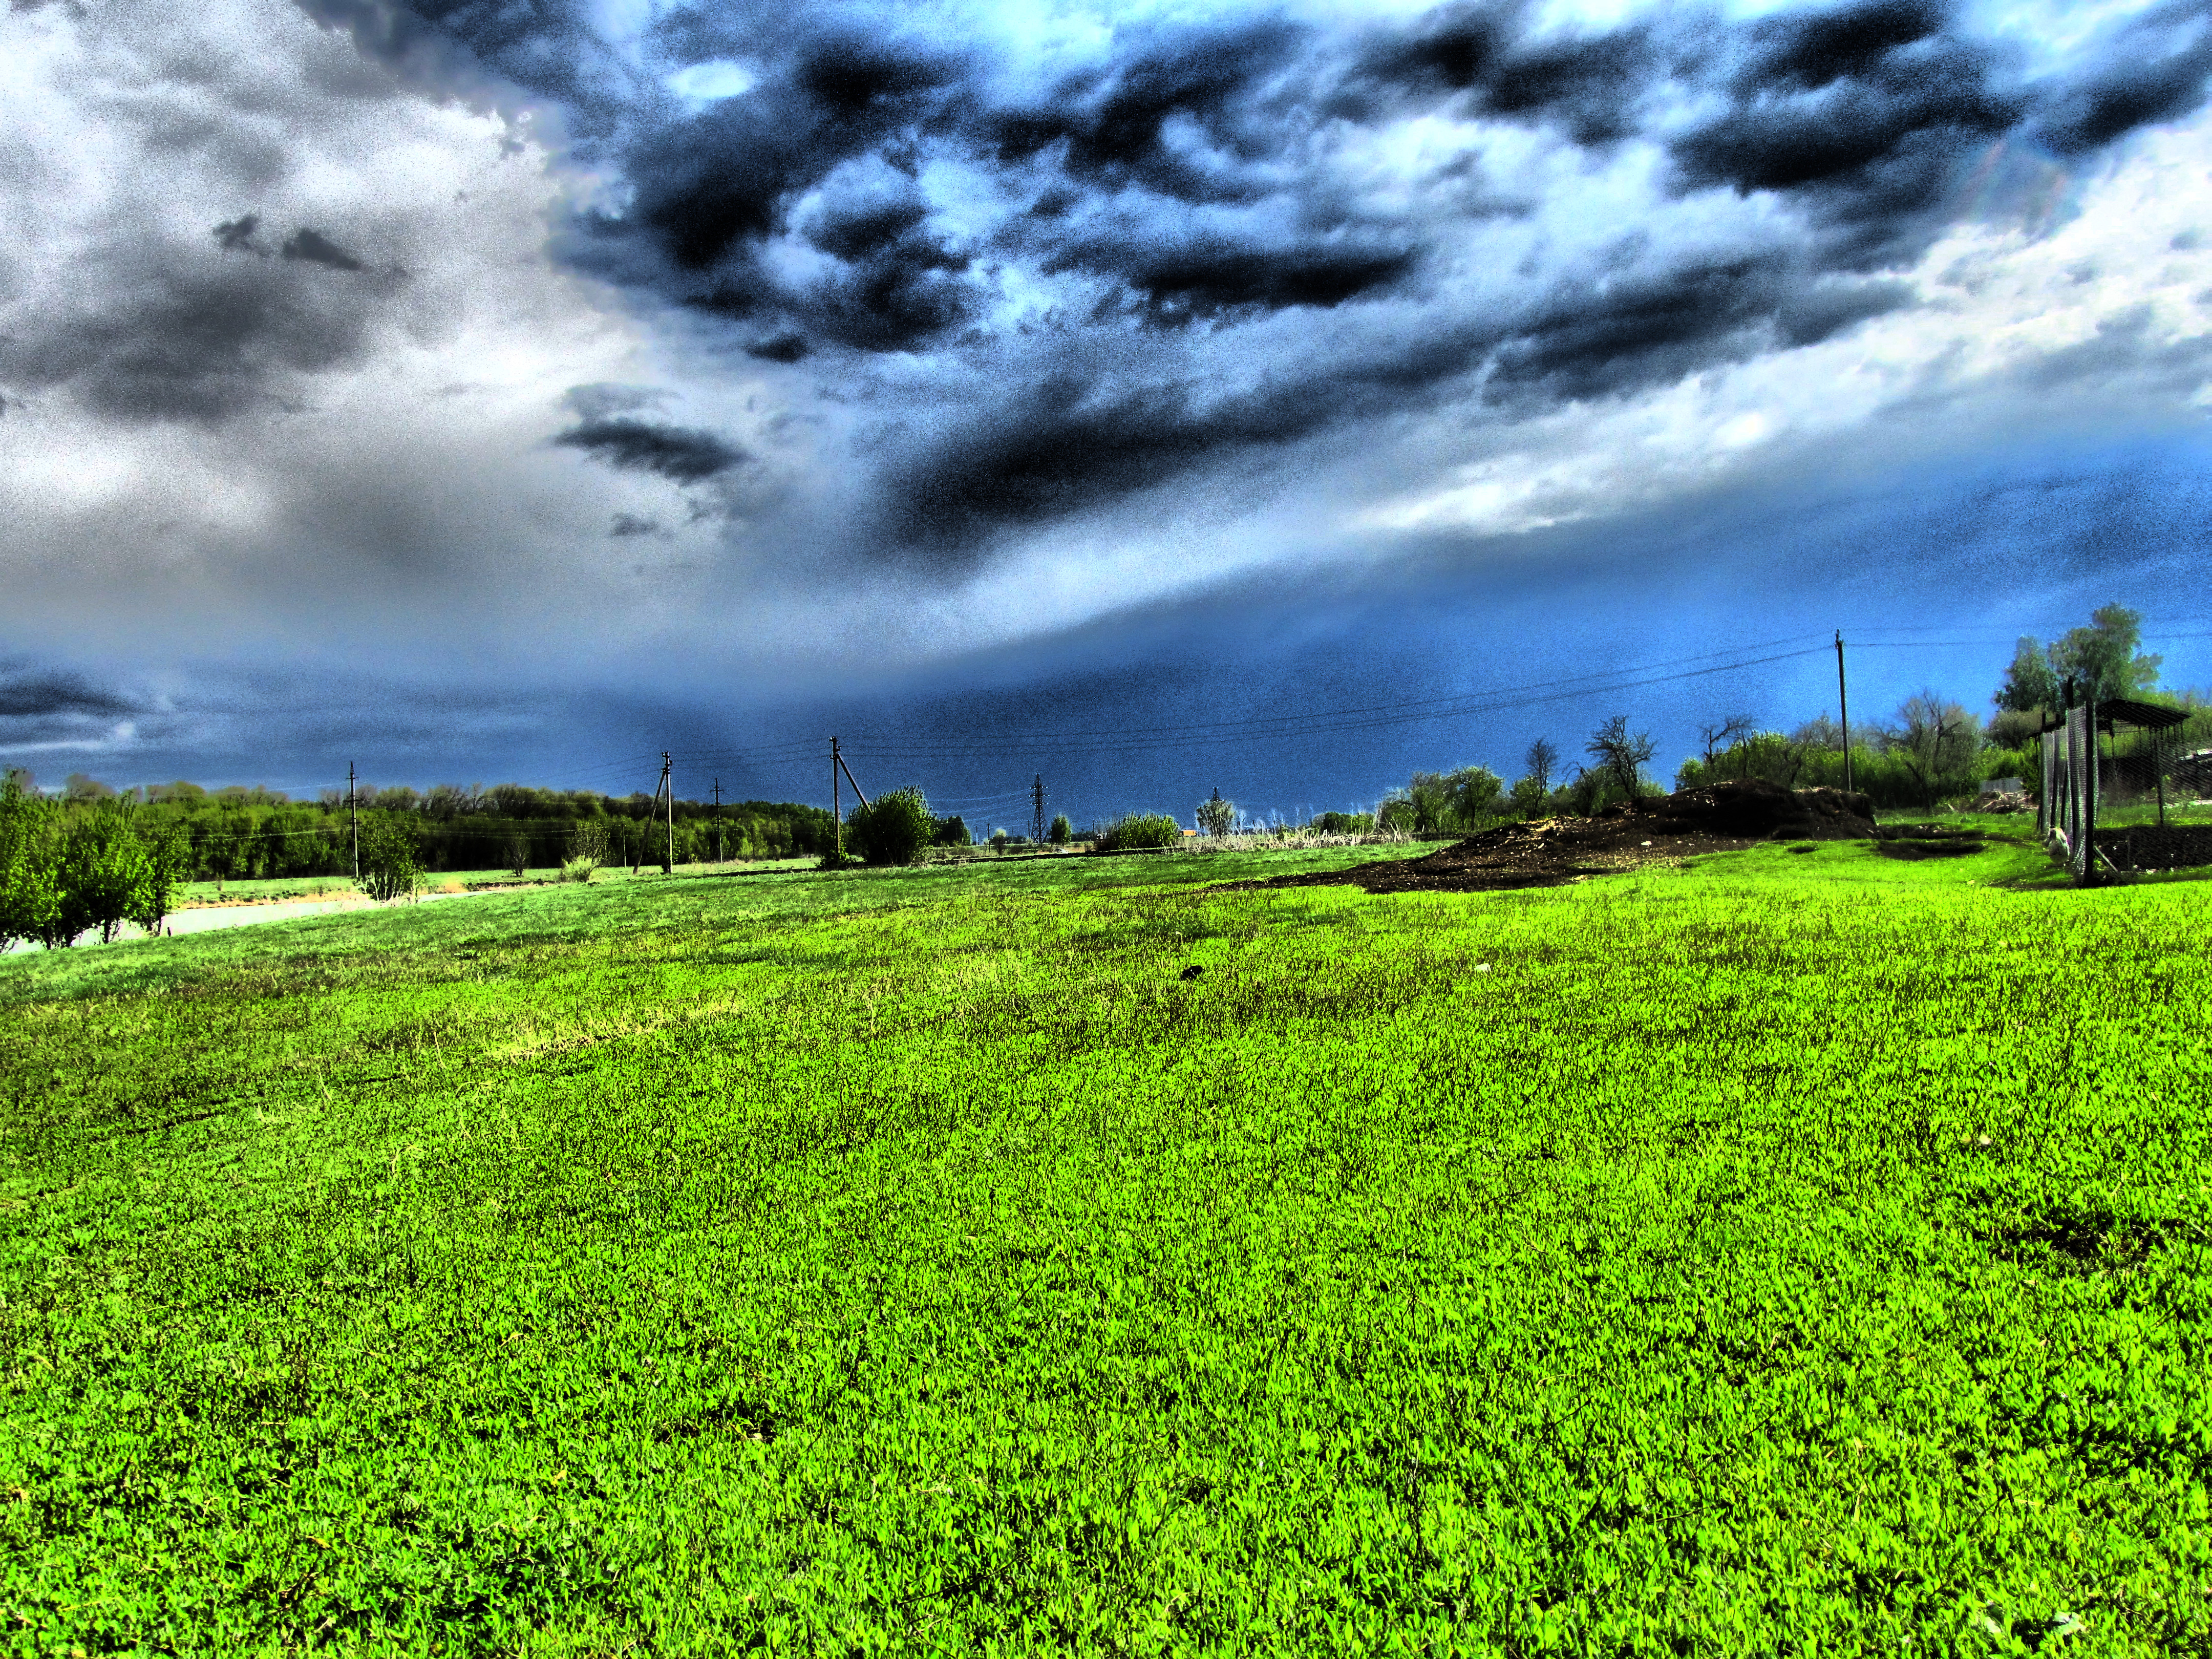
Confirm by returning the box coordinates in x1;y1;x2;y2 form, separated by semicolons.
3;835;2208;1654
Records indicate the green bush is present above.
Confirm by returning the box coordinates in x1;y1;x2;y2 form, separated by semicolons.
1048;814;1072;845
1098;813;1183;852
848;788;934;866
357;814;424;903
933;814;971;847
558;857;597;884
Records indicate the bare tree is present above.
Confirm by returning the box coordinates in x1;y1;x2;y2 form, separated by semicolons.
1586;715;1656;804
1697;714;1756;769
1883;690;1983;810
1524;737;1559;795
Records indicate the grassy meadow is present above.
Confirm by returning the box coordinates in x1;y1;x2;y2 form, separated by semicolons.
3;833;2209;1653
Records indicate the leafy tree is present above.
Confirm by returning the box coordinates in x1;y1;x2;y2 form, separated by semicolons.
1197;790;1235;838
1048;814;1072;845
2051;605;2160;699
1586;716;1656;803
1994;636;2061;716
933;814;971;847
63;773;117;801
848;787;934;865
0;774;59;952
357;814;424;903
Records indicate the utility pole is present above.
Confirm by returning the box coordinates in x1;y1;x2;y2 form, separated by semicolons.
1032;774;1045;844
656;752;673;875
2083;673;2099;887
1834;631;1853;795
832;737;841;864
348;762;358;880
711;777;722;863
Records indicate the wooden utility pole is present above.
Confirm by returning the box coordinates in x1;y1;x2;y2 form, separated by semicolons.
832;737;842;864
2082;674;2099;886
711;777;722;863
348;762;358;880
1834;631;1853;795
657;752;673;874
837;748;869;809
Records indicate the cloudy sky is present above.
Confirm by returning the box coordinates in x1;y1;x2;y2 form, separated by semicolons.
4;0;2211;823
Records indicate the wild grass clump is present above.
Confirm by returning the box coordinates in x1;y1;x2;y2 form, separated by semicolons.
558;856;597;884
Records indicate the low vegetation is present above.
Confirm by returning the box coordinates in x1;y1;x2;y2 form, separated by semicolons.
3;831;2207;1651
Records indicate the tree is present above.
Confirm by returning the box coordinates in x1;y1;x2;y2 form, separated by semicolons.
932;814;971;847
1883;690;1983;810
1697;715;1756;768
848;786;934;865
1994;636;2061;716
2051;605;2160;699
1523;738;1558;795
0;774;59;952
357;813;424;902
1048;814;1072;845
1585;715;1656;803
1791;713;1842;751
1197;790;1235;838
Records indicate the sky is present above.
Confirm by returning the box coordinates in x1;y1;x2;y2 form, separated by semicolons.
4;0;2211;829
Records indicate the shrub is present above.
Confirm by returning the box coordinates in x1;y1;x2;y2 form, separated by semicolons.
357;814;424;903
1098;813;1183;852
933;814;971;847
848;787;934;866
503;833;530;878
1048;814;1072;845
559;856;596;884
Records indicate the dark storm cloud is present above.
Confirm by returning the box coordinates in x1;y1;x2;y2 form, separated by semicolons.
296;0;2212;557
981;17;1308;202
552;416;745;483
2035;3;2212;155
1044;233;1416;325
1669;9;2025;264
1346;6;1666;145
0;249;394;423
0;665;140;721
280;227;367;269
214;214;265;253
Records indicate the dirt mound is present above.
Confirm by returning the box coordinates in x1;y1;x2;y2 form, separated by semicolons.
1227;780;1879;896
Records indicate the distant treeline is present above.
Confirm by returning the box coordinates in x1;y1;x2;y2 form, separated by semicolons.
0;776;838;880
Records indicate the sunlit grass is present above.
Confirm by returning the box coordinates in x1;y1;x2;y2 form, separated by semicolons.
3;836;2208;1652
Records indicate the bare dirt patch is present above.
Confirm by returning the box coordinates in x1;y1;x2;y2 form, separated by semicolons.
1222;781;1884;896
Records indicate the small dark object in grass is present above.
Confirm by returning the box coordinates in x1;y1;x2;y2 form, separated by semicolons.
1788;844;1816;855
1180;965;1204;981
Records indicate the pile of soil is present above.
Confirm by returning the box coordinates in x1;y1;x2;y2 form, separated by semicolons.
1227;780;1880;896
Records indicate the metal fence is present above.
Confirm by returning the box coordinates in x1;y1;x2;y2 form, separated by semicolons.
2040;696;2210;879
